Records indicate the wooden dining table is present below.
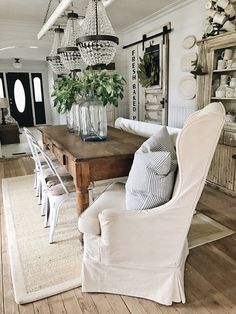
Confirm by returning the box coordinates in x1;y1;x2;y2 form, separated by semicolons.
38;125;145;216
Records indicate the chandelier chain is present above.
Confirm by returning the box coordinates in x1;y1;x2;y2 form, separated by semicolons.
95;0;98;36
43;0;54;25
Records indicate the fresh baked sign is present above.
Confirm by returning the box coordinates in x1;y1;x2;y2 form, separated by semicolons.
129;47;139;120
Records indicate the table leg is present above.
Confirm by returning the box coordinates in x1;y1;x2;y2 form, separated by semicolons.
76;187;90;216
75;162;90;216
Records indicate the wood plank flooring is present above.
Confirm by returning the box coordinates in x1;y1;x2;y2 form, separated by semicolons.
0;157;235;313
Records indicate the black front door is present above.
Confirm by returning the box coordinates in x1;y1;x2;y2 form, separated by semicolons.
6;72;34;127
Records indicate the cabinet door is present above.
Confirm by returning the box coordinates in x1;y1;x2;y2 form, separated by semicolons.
197;32;236;110
208;144;236;191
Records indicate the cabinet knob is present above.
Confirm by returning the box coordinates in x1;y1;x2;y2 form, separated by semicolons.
232;155;236;160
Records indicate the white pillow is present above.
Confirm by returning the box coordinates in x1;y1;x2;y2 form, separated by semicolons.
125;126;177;210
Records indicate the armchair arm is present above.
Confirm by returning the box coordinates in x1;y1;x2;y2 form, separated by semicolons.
98;206;189;268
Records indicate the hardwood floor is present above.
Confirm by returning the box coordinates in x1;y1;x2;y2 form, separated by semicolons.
0;157;235;313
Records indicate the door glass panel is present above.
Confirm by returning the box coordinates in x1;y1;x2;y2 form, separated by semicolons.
0;78;4;98
33;77;42;102
14;79;26;113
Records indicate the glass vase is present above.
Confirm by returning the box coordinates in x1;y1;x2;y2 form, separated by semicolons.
73;102;81;134
79;99;107;141
66;104;80;133
66;108;74;132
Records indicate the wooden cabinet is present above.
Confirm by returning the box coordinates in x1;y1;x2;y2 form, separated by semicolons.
0;123;20;145
208;138;236;195
196;33;236;196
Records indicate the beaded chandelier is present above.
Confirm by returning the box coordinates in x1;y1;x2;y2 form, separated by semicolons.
57;12;85;72
46;27;69;75
76;0;119;68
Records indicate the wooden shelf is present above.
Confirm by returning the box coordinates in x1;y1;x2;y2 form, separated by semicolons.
213;68;236;73
211;97;236;100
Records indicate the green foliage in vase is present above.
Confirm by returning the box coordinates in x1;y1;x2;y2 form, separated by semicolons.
51;74;80;113
77;69;126;106
137;52;159;88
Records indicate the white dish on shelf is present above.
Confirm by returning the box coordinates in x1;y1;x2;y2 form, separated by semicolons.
178;75;197;99
183;35;196;49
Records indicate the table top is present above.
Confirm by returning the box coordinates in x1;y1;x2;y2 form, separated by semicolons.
38;125;145;161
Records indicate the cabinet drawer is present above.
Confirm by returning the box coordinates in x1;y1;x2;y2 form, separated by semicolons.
223;131;236;147
52;145;66;165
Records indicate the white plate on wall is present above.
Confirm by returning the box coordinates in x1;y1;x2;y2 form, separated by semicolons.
178;76;197;99
183;35;197;49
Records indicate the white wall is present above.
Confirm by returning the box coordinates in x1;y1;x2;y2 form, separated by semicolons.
116;0;206;127
47;66;65;125
114;41;130;120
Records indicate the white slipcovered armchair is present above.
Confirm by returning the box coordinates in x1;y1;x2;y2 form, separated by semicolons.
78;102;225;305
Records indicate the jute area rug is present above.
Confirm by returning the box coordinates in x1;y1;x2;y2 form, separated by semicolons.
2;175;234;304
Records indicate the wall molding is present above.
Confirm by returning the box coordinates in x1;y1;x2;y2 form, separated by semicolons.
120;0;198;34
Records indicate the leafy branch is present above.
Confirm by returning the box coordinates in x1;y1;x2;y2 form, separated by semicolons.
76;69;126;107
51;75;80;114
51;70;126;113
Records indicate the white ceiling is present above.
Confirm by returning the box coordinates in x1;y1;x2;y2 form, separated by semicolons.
0;0;180;61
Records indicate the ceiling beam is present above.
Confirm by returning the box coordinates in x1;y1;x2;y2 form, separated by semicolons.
37;0;116;40
37;0;73;40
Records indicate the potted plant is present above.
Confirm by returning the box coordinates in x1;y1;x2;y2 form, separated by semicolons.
190;61;207;77
77;69;125;141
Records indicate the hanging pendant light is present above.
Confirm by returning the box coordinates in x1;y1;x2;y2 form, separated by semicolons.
76;0;119;68
13;58;22;69
57;12;86;72
46;27;69;75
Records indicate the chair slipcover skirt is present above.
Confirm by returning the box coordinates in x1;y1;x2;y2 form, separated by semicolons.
82;234;188;305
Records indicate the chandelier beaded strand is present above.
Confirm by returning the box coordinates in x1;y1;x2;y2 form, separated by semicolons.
76;0;119;68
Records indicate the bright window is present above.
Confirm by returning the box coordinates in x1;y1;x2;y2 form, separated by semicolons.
14;79;26;113
33;77;42;102
0;78;4;98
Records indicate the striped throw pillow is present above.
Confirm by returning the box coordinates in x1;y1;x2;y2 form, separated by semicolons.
125;126;177;210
